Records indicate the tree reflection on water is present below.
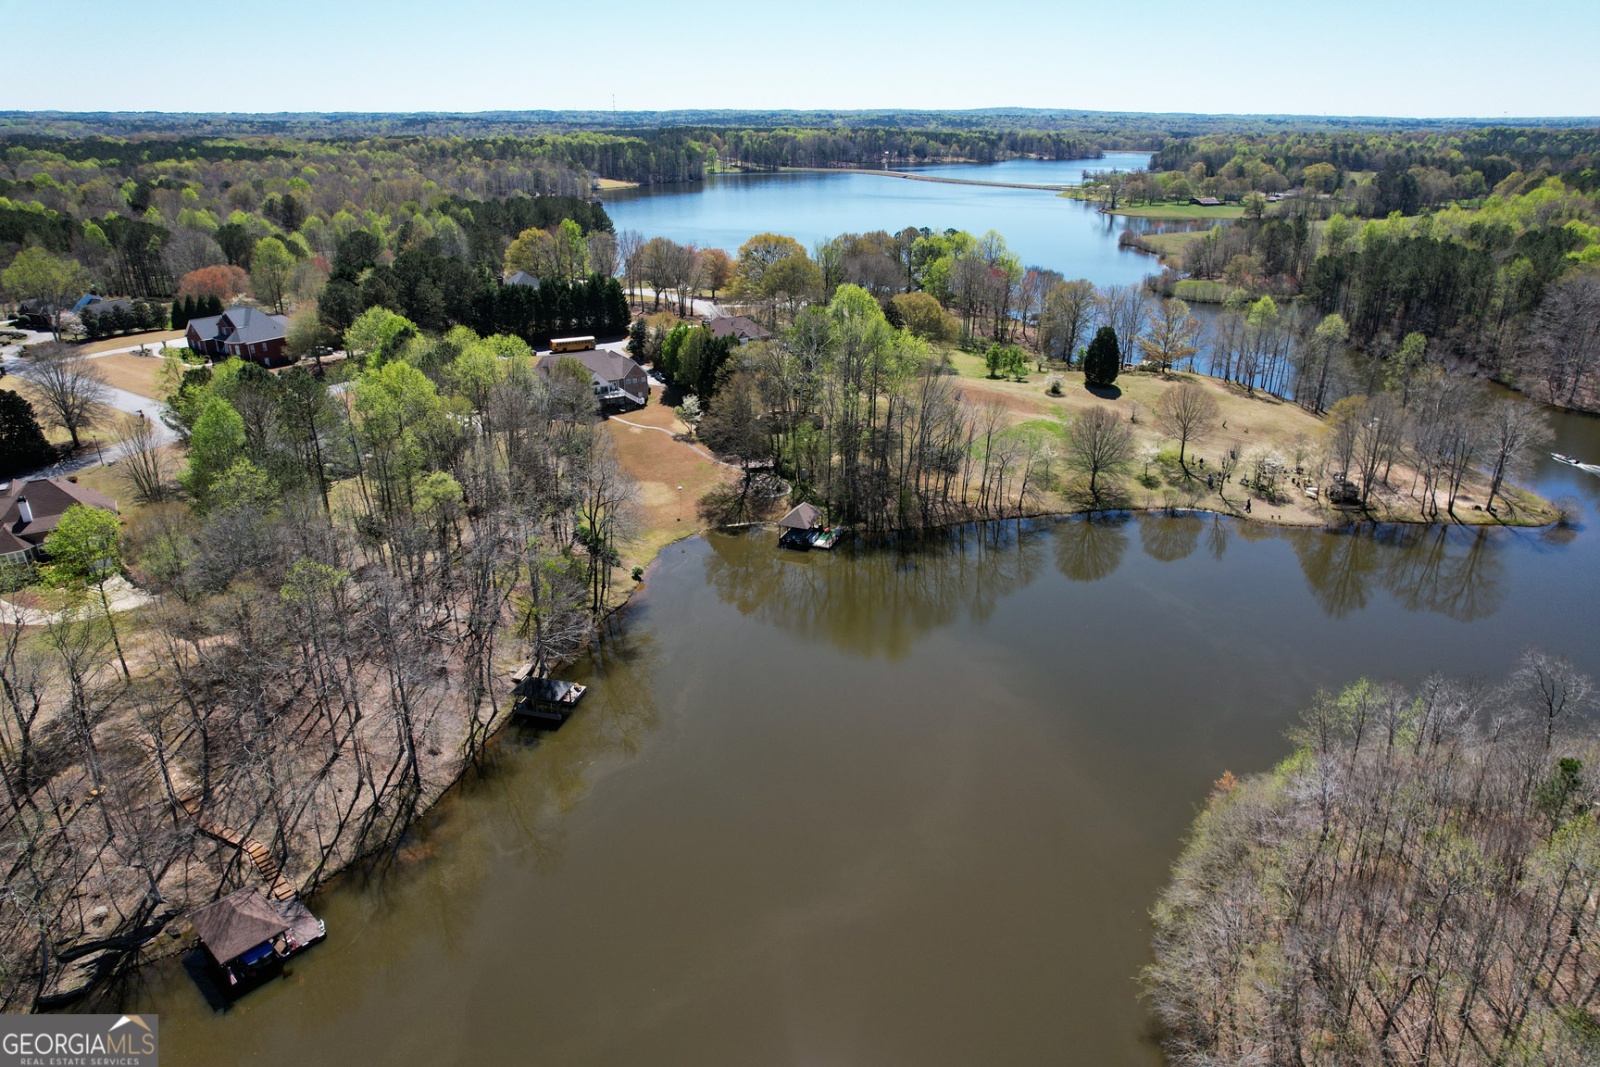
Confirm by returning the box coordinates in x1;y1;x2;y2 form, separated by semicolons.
703;523;1050;659
1053;512;1131;582
705;512;1516;651
1290;523;1506;622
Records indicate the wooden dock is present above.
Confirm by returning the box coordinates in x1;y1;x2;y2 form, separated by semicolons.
509;664;587;726
179;794;297;903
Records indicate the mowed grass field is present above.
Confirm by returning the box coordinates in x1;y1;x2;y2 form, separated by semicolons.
604;387;736;568
91;353;166;398
1109;203;1245;220
77;330;184;355
1133;230;1207;263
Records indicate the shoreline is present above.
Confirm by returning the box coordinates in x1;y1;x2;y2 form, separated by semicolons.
113;481;1556;1004
775;166;1070;192
105;380;1557;1010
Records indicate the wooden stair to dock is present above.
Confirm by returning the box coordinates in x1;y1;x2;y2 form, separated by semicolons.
178;793;298;903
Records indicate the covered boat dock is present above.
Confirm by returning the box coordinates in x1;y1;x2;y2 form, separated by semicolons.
777;502;843;550
510;663;588;726
186;888;325;991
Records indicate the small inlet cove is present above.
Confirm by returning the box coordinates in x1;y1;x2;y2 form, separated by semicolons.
122;162;1600;1066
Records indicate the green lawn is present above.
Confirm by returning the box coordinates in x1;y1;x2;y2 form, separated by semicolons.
1108;203;1246;220
1172;279;1241;304
1135;230;1207;261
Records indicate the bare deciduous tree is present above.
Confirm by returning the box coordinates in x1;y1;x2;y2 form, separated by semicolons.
116;414;173;504
13;343;109;449
1137;297;1203;373
1481;397;1551;512
1152;381;1220;470
1038;279;1097;363
1064;405;1135;502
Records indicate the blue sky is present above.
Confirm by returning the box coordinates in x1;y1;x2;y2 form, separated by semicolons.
3;0;1597;118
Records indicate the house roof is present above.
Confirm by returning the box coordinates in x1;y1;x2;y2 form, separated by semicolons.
187;307;288;347
0;527;31;557
0;478;118;545
706;315;771;342
187;889;289;965
778;502;824;530
504;271;540;287
523;678;581;703
535;348;643;386
73;295;131;316
221;307;288;345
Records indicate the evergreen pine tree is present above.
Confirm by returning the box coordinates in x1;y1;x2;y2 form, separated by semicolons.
1084;326;1121;388
607;279;630;335
171;297;187;330
0;391;58;477
627;316;648;361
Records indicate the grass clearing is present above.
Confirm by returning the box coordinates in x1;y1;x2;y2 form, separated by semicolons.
605;388;736;567
1110;203;1245;220
77;330;184;356
93;352;166;398
1134;230;1207;263
1173;279;1241;304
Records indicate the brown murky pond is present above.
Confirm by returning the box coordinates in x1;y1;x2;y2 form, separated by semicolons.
131;411;1600;1066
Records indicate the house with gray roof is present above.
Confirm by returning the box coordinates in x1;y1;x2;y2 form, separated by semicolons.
185;306;290;366
534;347;649;409
706;315;772;344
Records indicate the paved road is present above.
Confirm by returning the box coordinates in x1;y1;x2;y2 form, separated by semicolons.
630;289;729;320
1;330;177;481
81;337;190;359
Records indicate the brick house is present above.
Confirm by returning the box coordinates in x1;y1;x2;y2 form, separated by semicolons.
185;306;290;366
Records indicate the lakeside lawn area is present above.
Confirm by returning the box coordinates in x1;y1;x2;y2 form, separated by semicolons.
1171;279;1241;303
930;345;1554;528
1132;230;1207;263
600;348;1556;574
604;387;736;570
1054;188;1246;220
1106;202;1246;220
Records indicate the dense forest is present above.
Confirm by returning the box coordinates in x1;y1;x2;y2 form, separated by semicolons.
3;110;1596;416
1146;654;1600;1066
8;108;1596;140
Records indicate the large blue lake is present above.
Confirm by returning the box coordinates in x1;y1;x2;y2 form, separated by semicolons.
605;153;1159;285
898;150;1153;183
